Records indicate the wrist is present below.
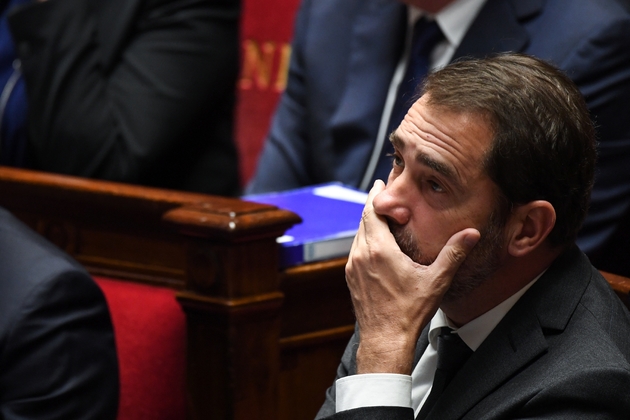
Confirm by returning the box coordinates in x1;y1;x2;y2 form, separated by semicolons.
355;339;416;375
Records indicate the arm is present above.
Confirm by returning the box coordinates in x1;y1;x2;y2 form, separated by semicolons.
0;269;118;419
8;0;239;188
317;336;417;420
571;15;630;264
315;327;359;419
317;180;479;419
348;181;479;375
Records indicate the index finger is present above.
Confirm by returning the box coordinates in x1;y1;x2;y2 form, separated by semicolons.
360;180;390;239
350;180;386;255
349;180;389;260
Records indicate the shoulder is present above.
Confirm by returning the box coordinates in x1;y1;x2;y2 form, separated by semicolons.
530;0;629;28
540;264;630;376
0;210;117;418
293;0;403;40
0;208;97;335
576;270;630;358
524;0;630;60
517;249;630;375
0;207;84;278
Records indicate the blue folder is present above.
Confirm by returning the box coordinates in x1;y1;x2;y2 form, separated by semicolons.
244;183;367;267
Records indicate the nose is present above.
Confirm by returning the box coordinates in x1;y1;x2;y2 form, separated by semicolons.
372;176;412;225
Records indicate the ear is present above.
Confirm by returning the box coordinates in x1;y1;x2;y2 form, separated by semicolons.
506;201;556;257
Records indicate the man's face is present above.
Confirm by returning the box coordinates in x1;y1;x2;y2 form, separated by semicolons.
373;95;506;302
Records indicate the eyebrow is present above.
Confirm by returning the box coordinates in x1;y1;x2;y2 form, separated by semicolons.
390;132;458;183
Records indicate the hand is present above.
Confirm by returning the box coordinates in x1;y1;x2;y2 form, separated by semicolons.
346;180;480;374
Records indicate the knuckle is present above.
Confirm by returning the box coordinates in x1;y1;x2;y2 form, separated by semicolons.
345;262;354;279
447;246;467;265
361;206;375;222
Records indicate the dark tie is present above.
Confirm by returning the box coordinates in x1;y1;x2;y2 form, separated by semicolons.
416;327;473;420
370;17;444;184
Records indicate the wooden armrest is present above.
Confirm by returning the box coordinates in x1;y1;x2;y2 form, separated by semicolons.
0;166;300;289
600;270;630;311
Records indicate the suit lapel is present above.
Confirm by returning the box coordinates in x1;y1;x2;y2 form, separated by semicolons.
422;247;592;420
424;305;547;419
453;0;543;60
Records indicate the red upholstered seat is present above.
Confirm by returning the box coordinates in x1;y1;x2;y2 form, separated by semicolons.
95;277;187;420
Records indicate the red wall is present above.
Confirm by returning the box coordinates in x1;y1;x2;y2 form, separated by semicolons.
235;0;301;185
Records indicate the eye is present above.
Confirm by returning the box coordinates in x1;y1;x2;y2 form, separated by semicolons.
428;180;444;193
388;153;404;169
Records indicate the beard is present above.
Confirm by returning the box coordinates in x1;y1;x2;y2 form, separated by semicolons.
390;211;505;302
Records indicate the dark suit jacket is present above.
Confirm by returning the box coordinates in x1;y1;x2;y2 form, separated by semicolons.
7;0;240;195
0;207;118;419
316;247;630;419
247;0;630;274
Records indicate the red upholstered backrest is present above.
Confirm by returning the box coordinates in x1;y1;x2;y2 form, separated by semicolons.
95;277;187;420
236;0;302;185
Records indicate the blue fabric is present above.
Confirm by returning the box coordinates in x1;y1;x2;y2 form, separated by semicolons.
372;18;444;184
0;0;30;166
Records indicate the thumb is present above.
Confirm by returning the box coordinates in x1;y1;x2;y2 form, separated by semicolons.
432;228;481;279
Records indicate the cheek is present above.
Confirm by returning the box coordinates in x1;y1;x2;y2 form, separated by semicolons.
410;207;474;255
408;210;451;255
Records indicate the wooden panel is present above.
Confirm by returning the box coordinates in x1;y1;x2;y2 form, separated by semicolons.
280;258;354;336
0;167;301;419
277;257;354;419
279;337;350;420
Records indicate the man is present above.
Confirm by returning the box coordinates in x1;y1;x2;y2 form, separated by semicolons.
2;0;240;195
0;207;118;418
247;0;630;275
316;54;630;419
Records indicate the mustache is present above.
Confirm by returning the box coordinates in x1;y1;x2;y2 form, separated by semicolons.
386;212;506;302
388;221;434;266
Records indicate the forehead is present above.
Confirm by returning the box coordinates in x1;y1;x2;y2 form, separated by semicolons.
393;95;494;185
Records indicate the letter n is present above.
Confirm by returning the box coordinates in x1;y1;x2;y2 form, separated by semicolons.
240;40;276;90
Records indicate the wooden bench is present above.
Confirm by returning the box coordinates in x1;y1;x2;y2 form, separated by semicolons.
0;166;354;419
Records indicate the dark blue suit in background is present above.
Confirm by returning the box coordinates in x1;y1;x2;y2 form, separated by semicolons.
247;0;630;275
0;207;118;419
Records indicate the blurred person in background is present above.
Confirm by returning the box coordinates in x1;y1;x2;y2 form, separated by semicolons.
247;0;630;275
0;205;118;418
2;0;240;195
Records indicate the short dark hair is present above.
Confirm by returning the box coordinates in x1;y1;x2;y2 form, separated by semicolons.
421;53;596;247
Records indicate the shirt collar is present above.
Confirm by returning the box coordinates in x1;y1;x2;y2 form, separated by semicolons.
408;0;488;50
429;269;546;351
